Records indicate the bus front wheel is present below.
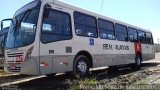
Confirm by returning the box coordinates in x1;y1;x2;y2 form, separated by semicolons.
73;55;89;78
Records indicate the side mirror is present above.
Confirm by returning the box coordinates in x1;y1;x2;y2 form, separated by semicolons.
1;18;12;30
43;4;51;18
1;22;3;30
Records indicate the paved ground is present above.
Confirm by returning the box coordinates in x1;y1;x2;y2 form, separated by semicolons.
155;53;160;59
0;53;160;90
149;53;160;84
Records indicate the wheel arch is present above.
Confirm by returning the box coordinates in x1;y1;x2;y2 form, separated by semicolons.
74;50;93;68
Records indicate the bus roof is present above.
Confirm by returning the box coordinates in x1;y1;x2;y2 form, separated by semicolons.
52;0;151;33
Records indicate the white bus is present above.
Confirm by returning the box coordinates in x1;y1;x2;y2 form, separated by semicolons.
4;0;155;77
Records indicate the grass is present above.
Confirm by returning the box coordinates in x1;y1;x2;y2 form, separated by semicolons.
69;77;98;90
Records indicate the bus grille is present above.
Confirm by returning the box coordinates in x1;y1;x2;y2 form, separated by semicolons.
6;52;24;63
7;53;23;57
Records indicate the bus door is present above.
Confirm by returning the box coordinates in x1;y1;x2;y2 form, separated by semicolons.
141;33;153;61
141;40;154;60
147;44;154;60
141;43;149;60
150;43;155;59
39;4;73;75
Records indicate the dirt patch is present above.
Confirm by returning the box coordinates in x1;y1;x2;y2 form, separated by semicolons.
0;70;33;85
1;57;160;89
1;66;160;89
0;70;8;76
69;66;160;89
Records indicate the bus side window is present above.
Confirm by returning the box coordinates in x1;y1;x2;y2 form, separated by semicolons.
146;32;154;45
115;24;128;41
138;30;146;44
41;9;72;43
98;19;115;40
74;12;97;38
128;27;138;42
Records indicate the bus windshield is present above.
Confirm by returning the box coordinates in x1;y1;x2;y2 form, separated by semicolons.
6;1;40;49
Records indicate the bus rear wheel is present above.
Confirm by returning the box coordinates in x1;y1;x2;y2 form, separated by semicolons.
73;55;89;78
46;73;56;78
108;66;118;71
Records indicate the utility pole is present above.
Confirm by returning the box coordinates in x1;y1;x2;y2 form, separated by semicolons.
100;0;104;14
158;38;160;44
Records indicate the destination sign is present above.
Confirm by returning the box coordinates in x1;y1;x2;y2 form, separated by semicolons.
103;44;129;50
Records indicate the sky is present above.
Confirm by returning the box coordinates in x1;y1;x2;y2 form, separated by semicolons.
0;0;160;43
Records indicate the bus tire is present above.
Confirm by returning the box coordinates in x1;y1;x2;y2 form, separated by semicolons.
46;73;56;78
73;55;89;78
135;54;142;68
108;66;118;70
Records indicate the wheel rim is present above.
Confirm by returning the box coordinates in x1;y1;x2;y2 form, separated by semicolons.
77;60;87;74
